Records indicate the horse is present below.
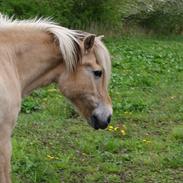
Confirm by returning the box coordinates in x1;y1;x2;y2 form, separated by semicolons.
0;14;112;182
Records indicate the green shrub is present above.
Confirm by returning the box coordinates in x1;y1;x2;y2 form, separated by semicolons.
122;0;183;34
0;0;120;32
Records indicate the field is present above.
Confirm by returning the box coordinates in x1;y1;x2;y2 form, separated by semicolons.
12;36;183;183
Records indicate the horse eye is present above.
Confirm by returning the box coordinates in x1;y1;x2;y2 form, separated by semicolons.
93;70;102;78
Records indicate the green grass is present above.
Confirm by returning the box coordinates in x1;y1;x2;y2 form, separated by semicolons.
12;36;183;183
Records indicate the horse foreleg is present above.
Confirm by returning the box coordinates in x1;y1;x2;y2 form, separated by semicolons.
0;125;12;183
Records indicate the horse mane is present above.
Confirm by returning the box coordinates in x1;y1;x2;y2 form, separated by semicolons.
94;39;111;85
0;14;111;84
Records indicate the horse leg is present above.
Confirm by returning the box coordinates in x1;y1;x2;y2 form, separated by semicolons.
0;123;12;183
0;104;19;183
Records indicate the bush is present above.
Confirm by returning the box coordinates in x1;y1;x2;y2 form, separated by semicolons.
1;0;183;35
122;0;183;34
0;0;120;31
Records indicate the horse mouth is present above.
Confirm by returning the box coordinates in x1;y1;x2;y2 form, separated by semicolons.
89;116;109;130
93;122;100;130
87;118;98;130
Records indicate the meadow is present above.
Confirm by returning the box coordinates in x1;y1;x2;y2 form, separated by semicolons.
12;36;183;183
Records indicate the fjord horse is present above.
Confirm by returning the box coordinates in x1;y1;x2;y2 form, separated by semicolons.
0;14;112;182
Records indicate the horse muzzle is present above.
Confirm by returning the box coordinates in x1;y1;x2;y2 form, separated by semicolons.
90;104;112;130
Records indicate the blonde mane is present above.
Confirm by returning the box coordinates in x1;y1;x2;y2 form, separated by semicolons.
0;14;111;84
94;38;111;85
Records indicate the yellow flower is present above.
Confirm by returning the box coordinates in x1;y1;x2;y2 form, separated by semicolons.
108;125;114;132
114;127;119;131
108;125;114;129
121;129;126;136
47;155;55;160
143;139;151;143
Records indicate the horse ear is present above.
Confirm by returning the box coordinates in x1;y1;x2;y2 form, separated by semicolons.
84;34;95;51
98;35;104;40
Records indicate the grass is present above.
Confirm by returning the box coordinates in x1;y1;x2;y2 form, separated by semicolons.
12;36;183;183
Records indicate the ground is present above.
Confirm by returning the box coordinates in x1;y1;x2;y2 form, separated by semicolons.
12;36;183;183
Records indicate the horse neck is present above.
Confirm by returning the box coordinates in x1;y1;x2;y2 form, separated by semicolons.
12;30;63;96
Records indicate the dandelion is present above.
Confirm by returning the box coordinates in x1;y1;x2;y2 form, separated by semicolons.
108;125;114;131
114;127;119;131
107;124;127;137
143;139;151;143
121;129;126;136
108;125;114;129
47;155;55;160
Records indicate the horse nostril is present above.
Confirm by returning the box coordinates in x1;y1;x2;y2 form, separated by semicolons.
92;114;98;123
91;114;111;129
107;115;111;124
91;114;99;129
